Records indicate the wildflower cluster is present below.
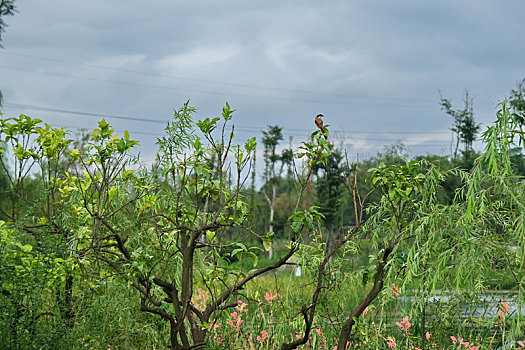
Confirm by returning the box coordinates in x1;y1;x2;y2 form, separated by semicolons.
256;330;269;342
264;291;279;302
450;336;480;350
227;300;248;329
191;288;210;311
497;300;510;320
207;287;519;349
395;316;411;336
390;283;401;298
387;317;426;350
386;336;396;348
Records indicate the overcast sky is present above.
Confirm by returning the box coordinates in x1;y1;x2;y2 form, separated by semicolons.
1;0;524;163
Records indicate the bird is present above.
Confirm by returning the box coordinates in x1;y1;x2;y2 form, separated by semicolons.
314;113;327;139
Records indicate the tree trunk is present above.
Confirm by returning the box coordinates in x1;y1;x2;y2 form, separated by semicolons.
263;183;277;259
61;274;74;327
336;241;394;349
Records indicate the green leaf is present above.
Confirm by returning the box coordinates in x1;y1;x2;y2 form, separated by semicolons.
69;148;81;160
243;252;258;267
388;188;395;200
262;234;272;252
231;248;242;257
206;230;216;243
19;243;33;253
117;138;126;153
289;211;304;233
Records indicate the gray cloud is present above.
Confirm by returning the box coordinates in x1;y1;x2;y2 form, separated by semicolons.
1;0;524;162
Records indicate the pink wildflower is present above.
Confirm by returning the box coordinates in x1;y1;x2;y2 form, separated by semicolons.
236;300;248;312
191;288;211;310
256;330;269;342
316;328;323;336
458;338;469;347
519;341;525;348
395;316;411;334
264;292;279;302
425;331;431;340
498;301;511;321
451;336;457;344
500;301;510;313
227;311;243;328
386;336;396;348
390;283;401;297
363;306;370;315
471;346;479;350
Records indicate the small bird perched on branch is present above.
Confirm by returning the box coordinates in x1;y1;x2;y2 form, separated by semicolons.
314;113;327;139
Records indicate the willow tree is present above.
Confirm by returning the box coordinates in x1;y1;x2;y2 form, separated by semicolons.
283;102;525;350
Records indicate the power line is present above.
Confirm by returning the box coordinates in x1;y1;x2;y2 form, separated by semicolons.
0;51;441;105
4;102;167;124
51;123;160;138
3;102;450;136
50;124;451;145
0;64;440;109
2;104;452;147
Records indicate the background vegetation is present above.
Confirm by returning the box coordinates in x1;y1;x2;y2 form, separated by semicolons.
2;80;525;350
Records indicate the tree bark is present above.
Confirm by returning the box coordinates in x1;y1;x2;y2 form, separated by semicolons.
336;241;395;349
